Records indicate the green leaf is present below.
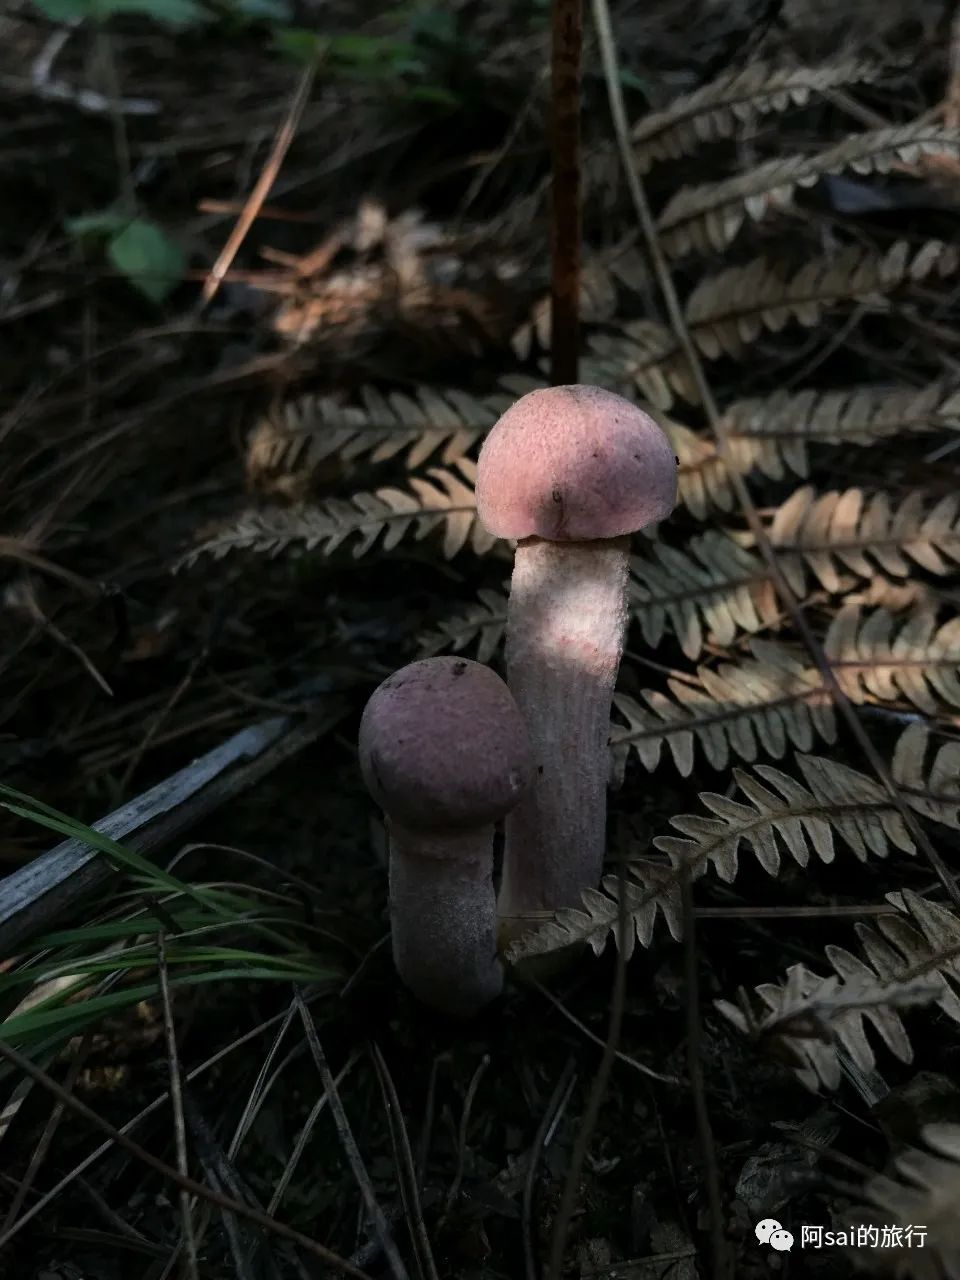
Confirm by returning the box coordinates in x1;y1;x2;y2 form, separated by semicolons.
272;26;327;62
408;8;457;46
32;0;208;22
403;83;459;106
92;0;208;23
31;0;94;19
230;0;291;20
106;218;185;303
328;34;416;65
0;965;339;1041
618;68;650;93
65;209;131;239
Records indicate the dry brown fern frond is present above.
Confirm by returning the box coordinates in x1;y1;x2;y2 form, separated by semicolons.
503;868;686;963
825;604;960;715
620;735;951;949
511;247;649;357
721;380;960;481
716;888;960;1090
584;322;695;411
894;722;960;829
245;384;512;495
588;241;959;409
770;486;960;595
612;603;959;778
266;199;512;360
508;757;906;961
657;125;960;258
632;57;883;174
416;587;507;663
717;956;940;1093
851;1123;960;1277
178;460;492;566
664;417;735;516
841;573;939;615
610;643;834;778
507;725;958;963
654;750;918;882
687;239;959;362
644;390;960;520
629;531;779;660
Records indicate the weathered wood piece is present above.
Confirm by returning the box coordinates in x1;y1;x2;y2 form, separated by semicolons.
0;693;344;952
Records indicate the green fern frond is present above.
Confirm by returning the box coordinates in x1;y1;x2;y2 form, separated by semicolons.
722;380;960;481
584;322;696;411
611;644;834;778
632;57;883;173
587;241;959;408
179;460;492;566
508;724;955;963
658;125;960;257
503;866;693;963
687;239;959;362
629;531;779;659
654;751;917;881
893;722;960;829
716;889;960;1090
511;248;648;356
246;385;511;487
416;588;508;662
852;1123;960;1277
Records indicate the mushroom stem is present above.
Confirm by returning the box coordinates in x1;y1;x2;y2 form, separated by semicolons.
498;535;629;927
389;823;502;1018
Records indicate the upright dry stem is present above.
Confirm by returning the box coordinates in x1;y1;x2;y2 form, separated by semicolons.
498;537;629;928
389;824;502;1017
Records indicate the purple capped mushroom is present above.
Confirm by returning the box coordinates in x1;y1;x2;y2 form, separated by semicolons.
358;656;533;1016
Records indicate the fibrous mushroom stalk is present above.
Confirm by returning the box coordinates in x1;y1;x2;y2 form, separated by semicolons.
358;656;532;1017
388;823;503;1018
498;535;629;926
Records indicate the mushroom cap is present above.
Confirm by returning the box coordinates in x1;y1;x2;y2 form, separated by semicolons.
475;384;677;540
358;657;532;834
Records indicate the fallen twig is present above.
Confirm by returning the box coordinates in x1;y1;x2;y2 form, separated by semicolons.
0;681;346;951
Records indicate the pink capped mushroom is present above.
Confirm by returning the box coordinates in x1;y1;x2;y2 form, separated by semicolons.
474;384;678;930
358;656;533;1017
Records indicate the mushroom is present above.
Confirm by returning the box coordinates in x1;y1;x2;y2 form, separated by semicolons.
474;384;677;929
358;656;533;1017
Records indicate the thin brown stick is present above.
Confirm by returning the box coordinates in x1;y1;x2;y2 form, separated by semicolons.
590;0;960;915
438;1054;489;1229
944;3;960;129
118;649;204;793
0;1036;370;1278
294;989;408;1280
680;867;728;1277
524;973;680;1084
369;1042;440;1280
0;1007;298;1246
549;0;583;384
547;830;631;1279
267;1054;357;1217
157;931;199;1280
201;57;318;306
522;1057;577;1280
1;1036;90;1232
